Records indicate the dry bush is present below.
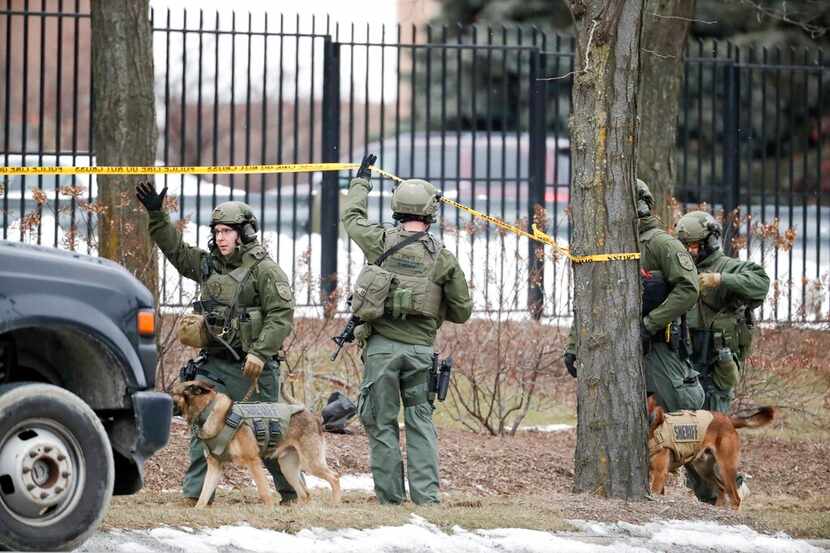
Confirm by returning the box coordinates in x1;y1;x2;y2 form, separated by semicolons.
438;318;567;436
434;216;571;436
735;327;830;425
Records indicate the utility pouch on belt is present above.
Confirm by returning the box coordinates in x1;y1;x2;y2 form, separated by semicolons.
178;313;210;348
350;231;426;321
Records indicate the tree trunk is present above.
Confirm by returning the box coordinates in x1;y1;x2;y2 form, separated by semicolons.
637;0;696;225
91;0;158;293
569;0;649;499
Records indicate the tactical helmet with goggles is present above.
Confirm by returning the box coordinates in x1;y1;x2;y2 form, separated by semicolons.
391;179;441;223
675;210;722;263
210;201;258;243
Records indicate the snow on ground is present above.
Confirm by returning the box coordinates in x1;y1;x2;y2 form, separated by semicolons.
569;519;824;553
305;473;376;492
80;514;826;553
518;424;575;433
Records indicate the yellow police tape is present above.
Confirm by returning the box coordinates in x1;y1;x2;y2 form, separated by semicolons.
0;162;639;263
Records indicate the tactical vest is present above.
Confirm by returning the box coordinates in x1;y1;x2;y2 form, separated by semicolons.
380;228;443;320
690;254;753;361
648;410;714;468
199;245;267;352
194;400;306;461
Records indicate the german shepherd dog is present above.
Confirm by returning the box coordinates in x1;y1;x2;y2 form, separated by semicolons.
171;380;341;508
648;405;775;510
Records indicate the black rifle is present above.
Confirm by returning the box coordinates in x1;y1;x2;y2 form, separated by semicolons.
330;315;362;361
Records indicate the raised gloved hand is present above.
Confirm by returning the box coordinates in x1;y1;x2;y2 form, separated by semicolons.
356;153;377;180
135;181;167;212
699;272;722;289
242;353;265;382
563;352;577;378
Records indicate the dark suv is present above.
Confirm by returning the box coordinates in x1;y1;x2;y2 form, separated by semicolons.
0;240;171;551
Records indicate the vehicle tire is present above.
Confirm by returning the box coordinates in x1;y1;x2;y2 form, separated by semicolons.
0;384;114;551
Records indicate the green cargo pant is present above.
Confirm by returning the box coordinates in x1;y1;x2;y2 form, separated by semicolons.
358;334;439;505
645;342;705;412
182;355;296;501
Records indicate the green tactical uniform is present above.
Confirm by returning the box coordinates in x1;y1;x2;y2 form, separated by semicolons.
341;175;472;505
147;207;297;501
638;214;705;412
677;212;770;412
566;181;704;411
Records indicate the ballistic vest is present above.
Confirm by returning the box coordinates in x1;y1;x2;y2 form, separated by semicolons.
648;410;714;468
688;253;754;362
199;245;267;350
194;401;306;461
381;228;443;320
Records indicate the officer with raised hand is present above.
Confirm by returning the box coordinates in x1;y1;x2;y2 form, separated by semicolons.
340;155;472;505
564;180;704;414
135;182;299;505
635;179;704;411
675;211;770;413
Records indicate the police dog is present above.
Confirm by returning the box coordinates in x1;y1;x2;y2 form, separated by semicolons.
648;405;775;510
171;380;341;508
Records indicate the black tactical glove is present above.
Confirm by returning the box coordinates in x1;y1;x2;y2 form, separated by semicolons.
135;181;167;212
356;153;377;180
563;352;576;378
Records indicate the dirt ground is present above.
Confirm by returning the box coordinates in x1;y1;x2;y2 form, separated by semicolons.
126;413;830;538
119;326;830;538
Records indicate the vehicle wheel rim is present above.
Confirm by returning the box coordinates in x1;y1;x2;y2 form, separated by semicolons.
0;419;85;525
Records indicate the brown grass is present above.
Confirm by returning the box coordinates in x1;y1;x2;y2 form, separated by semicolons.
141;324;830;539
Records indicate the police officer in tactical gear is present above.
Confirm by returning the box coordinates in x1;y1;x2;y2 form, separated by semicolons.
564;179;705;413
676;210;768;506
135;182;299;505
675;211;770;413
341;155;472;505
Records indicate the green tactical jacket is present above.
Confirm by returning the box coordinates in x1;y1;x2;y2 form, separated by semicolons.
565;215;698;356
639;216;699;335
686;249;769;360
148;211;294;361
340;177;472;346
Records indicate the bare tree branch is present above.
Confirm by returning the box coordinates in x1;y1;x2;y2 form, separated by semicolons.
738;0;828;38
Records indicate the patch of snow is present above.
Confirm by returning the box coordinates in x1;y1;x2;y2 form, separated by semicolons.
127;515;651;553
116;541;155;553
148;527;217;553
569;519;823;553
306;473;376;492
91;515;826;553
519;424;575;433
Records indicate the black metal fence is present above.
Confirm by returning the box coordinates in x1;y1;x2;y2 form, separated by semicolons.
1;3;828;322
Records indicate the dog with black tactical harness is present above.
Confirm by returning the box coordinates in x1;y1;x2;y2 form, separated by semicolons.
135;182;300;505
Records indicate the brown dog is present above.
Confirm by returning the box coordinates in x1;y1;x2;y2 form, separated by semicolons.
171;380;341;508
648;406;775;510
